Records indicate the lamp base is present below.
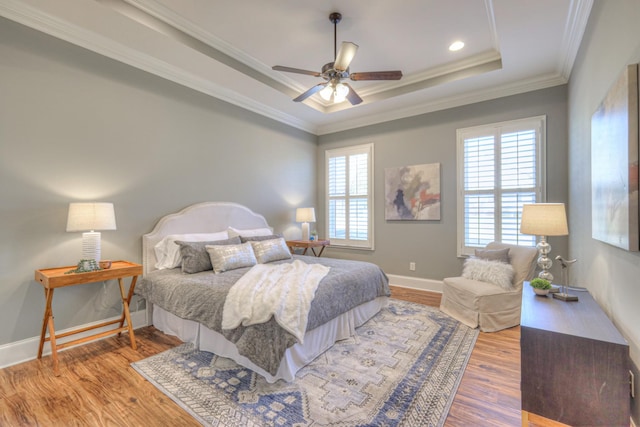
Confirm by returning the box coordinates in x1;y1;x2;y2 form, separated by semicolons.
301;222;310;241
81;231;101;262
553;292;578;301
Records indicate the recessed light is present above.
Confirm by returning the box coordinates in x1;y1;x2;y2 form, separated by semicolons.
449;41;465;52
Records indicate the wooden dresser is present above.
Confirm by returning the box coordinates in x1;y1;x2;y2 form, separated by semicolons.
520;284;630;426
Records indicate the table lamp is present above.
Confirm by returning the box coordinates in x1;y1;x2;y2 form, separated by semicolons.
296;207;316;241
519;203;568;283
66;202;116;262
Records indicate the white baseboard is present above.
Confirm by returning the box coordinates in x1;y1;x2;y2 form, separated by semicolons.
387;274;443;293
0;308;149;370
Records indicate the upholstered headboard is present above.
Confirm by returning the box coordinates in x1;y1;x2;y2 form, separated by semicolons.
142;202;270;276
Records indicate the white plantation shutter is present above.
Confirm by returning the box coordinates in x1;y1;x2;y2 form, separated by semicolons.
457;117;545;256
326;144;374;249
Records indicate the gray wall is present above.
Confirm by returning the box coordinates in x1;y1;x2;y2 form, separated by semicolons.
317;86;569;282
0;18;316;346
568;0;640;420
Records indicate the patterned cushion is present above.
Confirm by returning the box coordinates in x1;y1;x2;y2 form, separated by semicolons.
176;236;241;274
250;238;292;264
206;242;257;274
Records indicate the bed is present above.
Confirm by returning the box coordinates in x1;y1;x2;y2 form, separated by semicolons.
137;202;390;383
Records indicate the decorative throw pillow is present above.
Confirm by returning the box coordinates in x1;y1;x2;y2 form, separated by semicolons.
154;231;229;269
250;238;292;264
176;236;241;274
462;257;515;290
474;247;510;264
206;242;257;274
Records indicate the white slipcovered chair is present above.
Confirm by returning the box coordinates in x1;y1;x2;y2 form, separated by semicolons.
440;242;538;332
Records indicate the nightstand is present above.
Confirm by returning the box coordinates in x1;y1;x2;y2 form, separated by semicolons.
286;239;330;257
34;260;142;375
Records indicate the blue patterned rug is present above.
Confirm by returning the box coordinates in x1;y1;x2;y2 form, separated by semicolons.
132;300;478;426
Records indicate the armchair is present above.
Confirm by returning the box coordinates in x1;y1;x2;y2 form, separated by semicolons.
440;242;538;332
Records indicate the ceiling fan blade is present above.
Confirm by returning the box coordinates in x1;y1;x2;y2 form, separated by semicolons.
334;42;359;72
343;83;363;105
293;83;328;102
272;65;321;77
350;71;403;81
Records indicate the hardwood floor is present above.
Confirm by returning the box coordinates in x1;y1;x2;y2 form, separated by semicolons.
0;286;534;426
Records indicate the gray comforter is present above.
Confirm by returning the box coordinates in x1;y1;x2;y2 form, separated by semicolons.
136;255;390;375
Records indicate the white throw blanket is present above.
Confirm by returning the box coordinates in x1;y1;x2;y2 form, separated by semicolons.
222;260;330;344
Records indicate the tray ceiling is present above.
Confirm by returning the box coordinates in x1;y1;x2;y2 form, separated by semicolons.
0;0;593;135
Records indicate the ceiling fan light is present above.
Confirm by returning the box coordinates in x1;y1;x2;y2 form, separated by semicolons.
335;82;349;98
319;85;333;101
333;94;347;103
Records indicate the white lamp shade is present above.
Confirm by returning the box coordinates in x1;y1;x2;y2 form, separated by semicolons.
67;202;116;262
520;203;568;236
296;207;316;223
66;203;117;232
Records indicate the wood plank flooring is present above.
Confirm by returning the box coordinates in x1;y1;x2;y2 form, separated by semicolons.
0;286;539;426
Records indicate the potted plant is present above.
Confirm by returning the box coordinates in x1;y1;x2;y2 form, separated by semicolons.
530;278;552;296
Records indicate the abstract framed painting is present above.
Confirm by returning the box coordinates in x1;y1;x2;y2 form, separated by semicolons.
385;163;441;220
591;63;639;252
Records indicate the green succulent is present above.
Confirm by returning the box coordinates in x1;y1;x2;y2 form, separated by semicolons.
529;278;552;290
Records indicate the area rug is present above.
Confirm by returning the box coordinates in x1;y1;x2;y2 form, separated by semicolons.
131;300;478;427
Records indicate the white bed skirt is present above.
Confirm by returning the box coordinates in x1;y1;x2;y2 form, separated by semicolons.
152;296;389;383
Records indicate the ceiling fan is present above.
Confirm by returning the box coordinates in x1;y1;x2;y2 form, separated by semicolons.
272;12;403;105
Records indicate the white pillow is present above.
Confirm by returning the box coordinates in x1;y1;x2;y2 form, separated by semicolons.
154;231;228;270
206;242;257;274
250;238;292;264
227;226;273;238
462;257;515;290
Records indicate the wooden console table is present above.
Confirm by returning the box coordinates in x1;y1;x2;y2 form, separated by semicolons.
286;239;330;257
35;260;142;375
520;283;630;426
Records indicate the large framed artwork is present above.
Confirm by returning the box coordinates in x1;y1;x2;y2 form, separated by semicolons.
385;163;441;220
591;63;639;252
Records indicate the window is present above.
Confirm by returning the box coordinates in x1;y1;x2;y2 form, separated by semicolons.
325;143;374;249
456;116;546;256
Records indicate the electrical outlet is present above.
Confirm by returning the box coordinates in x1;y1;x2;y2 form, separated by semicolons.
409;262;416;271
631;370;635;398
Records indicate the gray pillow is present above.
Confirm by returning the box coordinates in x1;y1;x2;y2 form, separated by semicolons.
176;236;241;274
474;248;510;264
250;237;292;264
206;242;257;274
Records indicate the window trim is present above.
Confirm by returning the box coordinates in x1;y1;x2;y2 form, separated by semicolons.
456;116;547;256
324;143;374;250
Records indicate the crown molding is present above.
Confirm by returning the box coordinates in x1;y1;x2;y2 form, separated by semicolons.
558;0;594;79
317;73;568;135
